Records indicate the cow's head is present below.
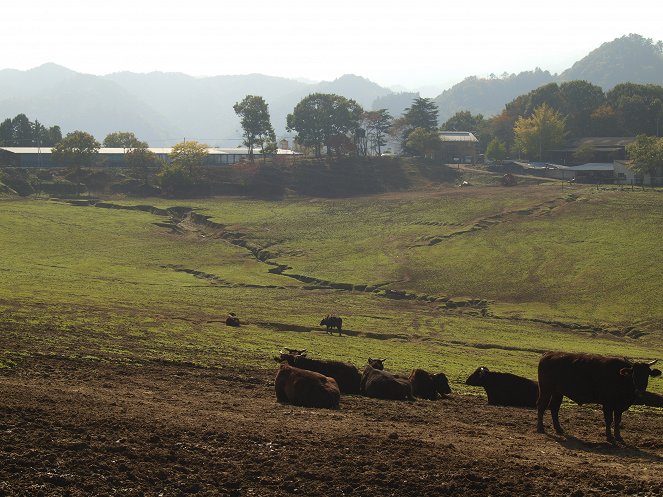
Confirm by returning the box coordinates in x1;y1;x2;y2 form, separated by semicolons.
367;358;386;370
433;372;452;395
466;366;489;386
275;348;307;363
620;359;661;394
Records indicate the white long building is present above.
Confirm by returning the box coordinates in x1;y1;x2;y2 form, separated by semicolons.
0;147;299;168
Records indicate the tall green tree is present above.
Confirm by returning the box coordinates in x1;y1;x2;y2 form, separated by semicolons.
12;114;33;146
559;81;605;137
364;109;392;155
441;111;484;133
403;97;439;130
103;131;148;149
0;114;61;146
589;104;620;136
485;138;507;163
126;146;159;184
405;127;441;159
51;131;100;171
401;97;439;153
0;119;13;146
525;83;563;116
233;95;275;162
572;143;595;163
607;83;663;136
513;104;565;161
286;93;363;157
46;125;63;146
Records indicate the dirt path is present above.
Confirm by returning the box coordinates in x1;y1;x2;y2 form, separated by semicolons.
1;357;661;496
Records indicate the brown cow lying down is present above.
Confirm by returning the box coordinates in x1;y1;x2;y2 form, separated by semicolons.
466;366;538;408
276;351;361;394
409;369;452;400
361;362;415;401
275;362;340;409
536;351;660;442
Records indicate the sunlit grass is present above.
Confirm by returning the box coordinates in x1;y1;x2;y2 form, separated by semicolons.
1;188;662;398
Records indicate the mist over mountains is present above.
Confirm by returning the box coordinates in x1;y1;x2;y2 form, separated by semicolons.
1;34;661;147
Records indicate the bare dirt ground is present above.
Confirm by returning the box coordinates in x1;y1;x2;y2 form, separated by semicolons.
1;357;662;497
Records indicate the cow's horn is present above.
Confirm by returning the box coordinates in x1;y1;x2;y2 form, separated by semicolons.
647;359;658;366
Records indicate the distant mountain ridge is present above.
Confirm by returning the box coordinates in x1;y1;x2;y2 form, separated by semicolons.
0;34;661;145
434;34;663;121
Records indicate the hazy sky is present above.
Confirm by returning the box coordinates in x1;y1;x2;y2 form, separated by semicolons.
3;1;662;94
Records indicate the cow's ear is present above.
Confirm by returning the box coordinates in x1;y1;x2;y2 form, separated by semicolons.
650;368;662;377
619;367;633;376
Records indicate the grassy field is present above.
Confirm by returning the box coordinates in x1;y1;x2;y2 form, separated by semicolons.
1;183;662;396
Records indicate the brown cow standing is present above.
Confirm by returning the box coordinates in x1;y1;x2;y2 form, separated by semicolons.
409;369;452;400
536;351;661;442
275;362;340;409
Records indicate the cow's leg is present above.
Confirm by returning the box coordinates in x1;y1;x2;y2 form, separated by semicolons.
603;405;615;442
613;409;623;442
536;388;552;433
275;385;288;404
549;393;564;434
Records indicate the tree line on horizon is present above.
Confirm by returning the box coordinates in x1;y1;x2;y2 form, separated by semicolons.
2;79;663;187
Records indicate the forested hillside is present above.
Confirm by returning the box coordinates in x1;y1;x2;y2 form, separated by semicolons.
0;34;661;144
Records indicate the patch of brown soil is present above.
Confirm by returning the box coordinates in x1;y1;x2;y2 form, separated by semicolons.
1;357;661;497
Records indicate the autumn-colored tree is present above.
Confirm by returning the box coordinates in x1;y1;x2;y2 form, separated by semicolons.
626;134;663;178
169;140;208;176
513;104;565;161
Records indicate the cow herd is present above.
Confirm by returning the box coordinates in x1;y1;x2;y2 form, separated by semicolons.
274;346;661;443
275;350;451;403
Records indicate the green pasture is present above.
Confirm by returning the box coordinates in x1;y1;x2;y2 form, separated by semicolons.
0;187;662;396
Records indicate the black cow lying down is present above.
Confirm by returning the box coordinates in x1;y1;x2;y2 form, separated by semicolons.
276;350;361;394
409;369;451;400
634;390;663;408
225;312;240;327
275;362;340;409
536;351;661;442
586;363;662;410
361;361;414;401
466;366;538;408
